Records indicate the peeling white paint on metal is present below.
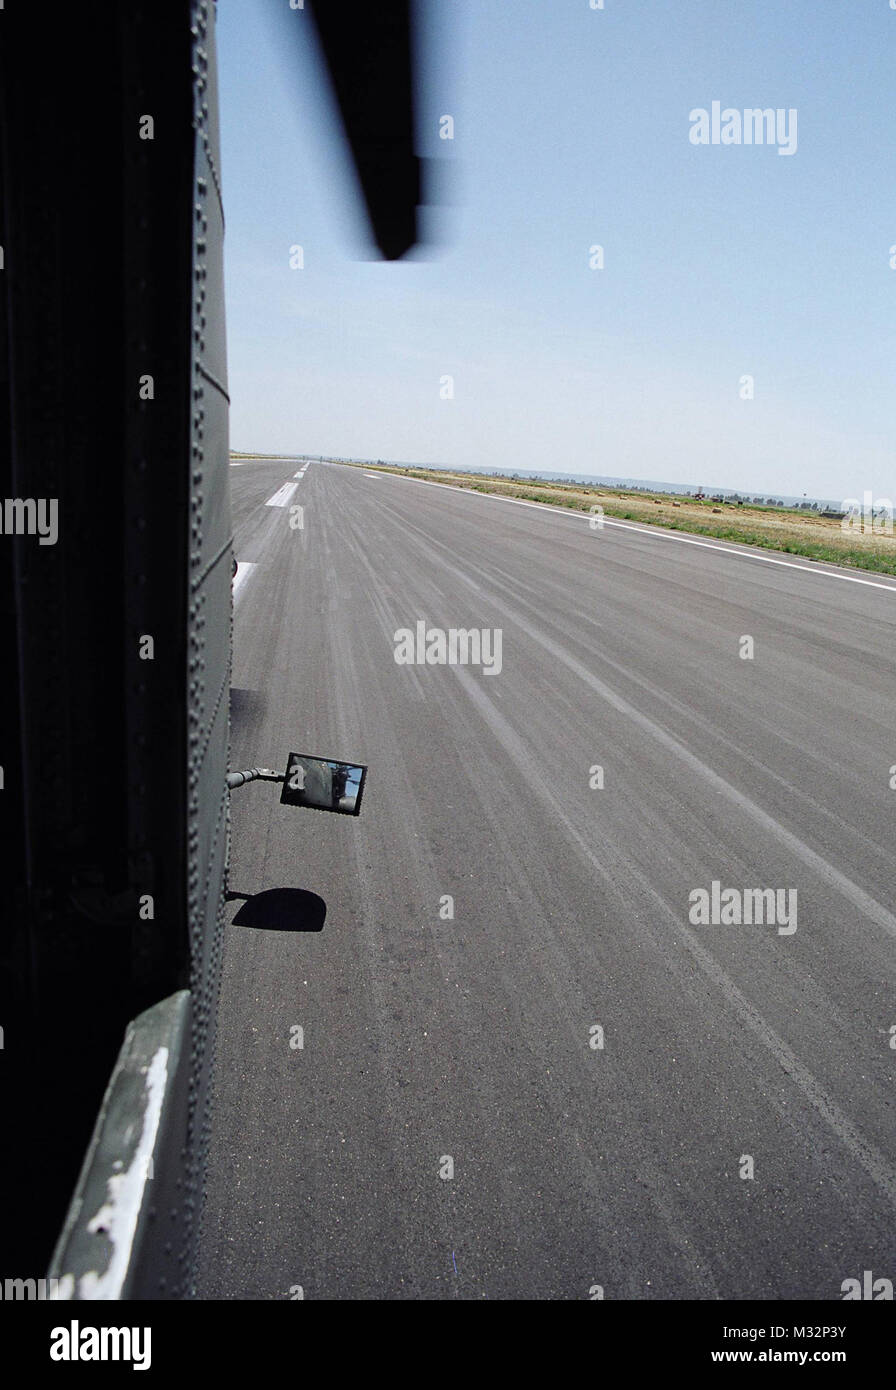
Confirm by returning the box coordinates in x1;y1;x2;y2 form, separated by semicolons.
73;1046;169;1300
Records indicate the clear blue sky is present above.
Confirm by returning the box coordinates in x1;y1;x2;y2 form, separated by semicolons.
216;0;896;502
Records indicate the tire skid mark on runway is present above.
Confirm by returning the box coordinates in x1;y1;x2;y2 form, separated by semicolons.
333;497;729;1292
321;512;545;1292
496;597;896;940
362;497;896;1200
480;552;893;877
454;667;896;1210
331;495;825;1293
367;496;896;941
378;502;895;928
430;725;725;1295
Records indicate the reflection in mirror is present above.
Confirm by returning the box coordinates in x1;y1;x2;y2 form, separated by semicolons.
280;752;367;816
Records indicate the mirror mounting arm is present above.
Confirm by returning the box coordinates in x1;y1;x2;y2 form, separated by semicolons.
225;768;285;791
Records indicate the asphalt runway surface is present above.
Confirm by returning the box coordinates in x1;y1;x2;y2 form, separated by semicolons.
197;458;896;1299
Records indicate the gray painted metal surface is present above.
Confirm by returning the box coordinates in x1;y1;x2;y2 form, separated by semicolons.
49;992;192;1300
184;0;232;1299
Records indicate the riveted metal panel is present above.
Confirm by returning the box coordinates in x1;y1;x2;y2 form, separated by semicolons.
185;0;232;1299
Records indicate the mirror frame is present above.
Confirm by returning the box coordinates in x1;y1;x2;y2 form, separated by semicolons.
279;751;368;817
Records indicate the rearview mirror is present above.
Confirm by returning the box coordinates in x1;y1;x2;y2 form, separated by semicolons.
280;752;367;816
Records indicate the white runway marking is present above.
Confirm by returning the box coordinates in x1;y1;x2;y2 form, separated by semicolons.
233;561;256;603
265;481;299;507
